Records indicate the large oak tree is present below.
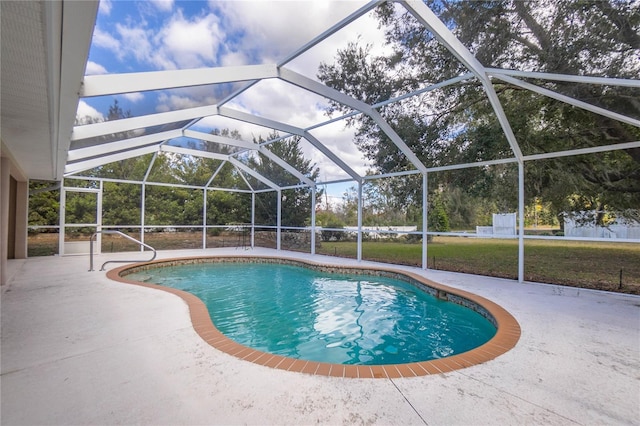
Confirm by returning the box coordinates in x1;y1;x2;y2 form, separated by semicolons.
318;0;640;225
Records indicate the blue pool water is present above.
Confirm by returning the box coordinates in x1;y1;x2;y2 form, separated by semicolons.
128;262;496;365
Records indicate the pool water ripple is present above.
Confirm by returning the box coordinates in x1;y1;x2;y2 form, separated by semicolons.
128;262;497;365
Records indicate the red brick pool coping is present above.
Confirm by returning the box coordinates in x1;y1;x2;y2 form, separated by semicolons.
108;255;521;379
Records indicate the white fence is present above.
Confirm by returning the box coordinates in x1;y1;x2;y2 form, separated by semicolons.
342;226;418;239
564;215;640;239
476;213;517;237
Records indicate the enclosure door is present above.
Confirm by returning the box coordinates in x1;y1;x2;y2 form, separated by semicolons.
59;186;102;255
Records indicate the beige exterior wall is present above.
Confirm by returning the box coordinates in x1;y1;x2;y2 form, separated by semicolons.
1;154;29;286
1;157;9;285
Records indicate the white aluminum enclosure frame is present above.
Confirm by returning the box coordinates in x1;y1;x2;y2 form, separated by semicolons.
60;0;640;282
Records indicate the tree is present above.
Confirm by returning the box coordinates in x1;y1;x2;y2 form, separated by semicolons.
28;181;60;228
318;0;640;224
248;134;323;227
195;129;253;226
102;182;141;226
428;193;450;233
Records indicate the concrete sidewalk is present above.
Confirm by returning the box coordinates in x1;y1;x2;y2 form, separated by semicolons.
2;248;639;425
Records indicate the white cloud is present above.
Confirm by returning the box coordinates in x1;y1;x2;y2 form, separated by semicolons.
307;121;370;180
85;61;107;75
156;91;220;112
92;27;120;52
220;51;250;68
211;1;388;78
98;0;112;16
102;9;223;71
229;79;330;128
195;114;277;143
155;10;222;69
89;0;385;181
115;24;154;63
95;1;383;76
122;92;144;103
213;1;367;61
76;100;104;124
149;0;174;12
224;81;369;182
284;9;394;79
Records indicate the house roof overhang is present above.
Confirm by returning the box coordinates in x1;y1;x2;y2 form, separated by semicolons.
0;0;98;181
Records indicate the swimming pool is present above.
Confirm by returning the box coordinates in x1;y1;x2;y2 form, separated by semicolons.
111;256;520;378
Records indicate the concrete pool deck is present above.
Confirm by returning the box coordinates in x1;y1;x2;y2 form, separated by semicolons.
2;248;639;425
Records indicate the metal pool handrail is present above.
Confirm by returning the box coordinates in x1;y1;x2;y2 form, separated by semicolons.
89;230;157;271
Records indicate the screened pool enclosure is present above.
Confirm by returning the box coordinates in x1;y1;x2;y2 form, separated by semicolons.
13;1;639;285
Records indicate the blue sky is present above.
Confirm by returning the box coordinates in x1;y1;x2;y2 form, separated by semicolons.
78;0;400;200
80;0;380;119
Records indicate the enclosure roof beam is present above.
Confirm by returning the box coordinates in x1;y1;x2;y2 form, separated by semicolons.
278;67;372;113
251;128;361;183
289;66;491;173
482;80;524;161
278;1;382;67
218;106;361;182
425;157;518;173
280;67;426;174
216;80;261;109
218;106;305;136
237;167;255;192
81;64;278;97
280;67;430;173
68;129;182;161
302;131;362;182
368;109;428;173
257;146;316;187
486;69;640;88
257;132;299;147
142;152;159;183
302;74;474;134
206;185;253;194
523;141;640;162
215;1;381;109
280;68;473;178
399;0;488;80
64;145;159;176
228;157;281;191
371;73;475;109
160;145;230;162
72;105;220;141
279;67;455;173
185;129;313;186
492;74;640;128
183;129;258;151
205;161;227;187
400;0;524;162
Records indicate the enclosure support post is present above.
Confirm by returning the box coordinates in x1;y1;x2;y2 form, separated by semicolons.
141;152;157;250
518;161;525;283
277;190;282;251
59;184;66;256
311;186;316;255
251;193;255;248
422;173;428;270
357;181;363;262
140;183;146;250
97;181;103;248
202;188;207;249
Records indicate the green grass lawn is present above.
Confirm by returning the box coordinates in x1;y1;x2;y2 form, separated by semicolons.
28;232;640;294
317;236;640;294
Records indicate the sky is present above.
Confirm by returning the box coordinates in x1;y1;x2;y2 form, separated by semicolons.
78;0;399;203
